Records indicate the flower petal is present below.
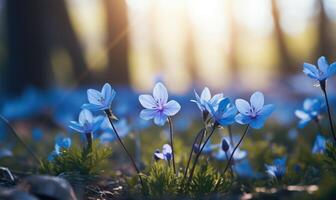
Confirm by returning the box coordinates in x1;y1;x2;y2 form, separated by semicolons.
303;63;319;79
250;117;267;129
87;89;103;105
317;56;329;74
81;103;104;112
217;98;230;115
69;121;84;133
154;152;165;160
162;144;172;154
163;100;181;116
153;82;168;104
235;114;252;125
250;91;264;112
200;87;211;101
139;95;157;109
328;62;336;77
154;112;168;126
140;109;157;120
235;99;251;115
295;110;310;120
79;109;93;125
102;83;112;100
258;104;275;119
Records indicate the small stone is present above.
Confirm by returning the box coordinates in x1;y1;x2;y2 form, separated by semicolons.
0;187;38;200
19;175;77;200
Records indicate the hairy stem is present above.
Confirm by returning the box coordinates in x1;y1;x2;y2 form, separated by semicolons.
167;117;176;174
0;115;41;166
104;109;144;187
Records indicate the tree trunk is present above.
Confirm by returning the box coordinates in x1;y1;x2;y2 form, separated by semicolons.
271;0;294;75
104;0;130;85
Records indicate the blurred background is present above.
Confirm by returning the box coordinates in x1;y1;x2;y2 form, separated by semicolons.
1;0;336;97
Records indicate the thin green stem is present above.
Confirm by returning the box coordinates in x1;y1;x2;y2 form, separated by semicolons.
85;132;93;153
321;86;336;142
167;117;176;174
104;109;144;188
0;115;41;166
182;127;205;180
227;125;234;147
185;125;216;189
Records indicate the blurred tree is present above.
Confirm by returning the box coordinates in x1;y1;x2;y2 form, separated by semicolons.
3;0;87;97
104;0;130;85
271;0;295;75
317;0;333;60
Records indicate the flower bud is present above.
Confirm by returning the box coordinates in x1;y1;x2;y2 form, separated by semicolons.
221;138;230;152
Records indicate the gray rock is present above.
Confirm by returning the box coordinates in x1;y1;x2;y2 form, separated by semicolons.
19;175;77;200
0;187;38;200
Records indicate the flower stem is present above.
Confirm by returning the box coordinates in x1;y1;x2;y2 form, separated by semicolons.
227;125;234;147
85;132;93;153
182;127;205;180
321;84;336;142
104;109;144;187
167;117;176;174
0;115;41;166
185;125;216;189
214;125;249;190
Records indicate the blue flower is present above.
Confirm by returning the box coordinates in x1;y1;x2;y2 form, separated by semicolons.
154;144;172;161
99;118;130;144
139;82;181;126
48;135;72;161
303;56;336;82
312;134;326;154
191;87;223;113
207;98;237;126
82;83;116;111
55;136;72;155
69;109;104;134
235;91;275;129
265;157;286;180
235;159;260;178
295;98;324;128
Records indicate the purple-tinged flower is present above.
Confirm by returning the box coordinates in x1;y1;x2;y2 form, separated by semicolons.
139;82;181;126
82;83;116;111
265;157;286;180
191;87;223;113
295;98;324;128
312;134;326;154
303;56;336;82
69;109;104;134
235;92;275;129
207;98;237;126
154;144;172;161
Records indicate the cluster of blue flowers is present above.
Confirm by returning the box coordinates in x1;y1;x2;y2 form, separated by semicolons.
1;55;336;189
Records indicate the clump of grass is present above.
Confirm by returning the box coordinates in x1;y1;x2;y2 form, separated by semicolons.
40;141;112;177
127;161;233;199
322;142;336;175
